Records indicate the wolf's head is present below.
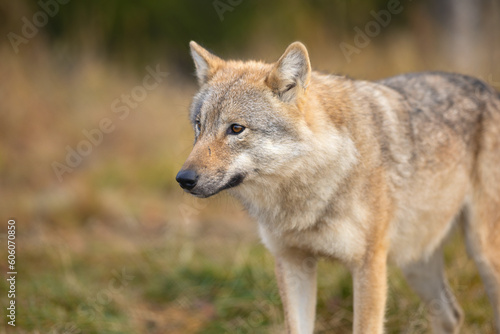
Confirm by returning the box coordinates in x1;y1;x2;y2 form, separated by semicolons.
176;41;316;198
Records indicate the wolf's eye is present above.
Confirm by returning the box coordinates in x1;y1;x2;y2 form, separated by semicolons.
228;124;245;135
195;120;201;132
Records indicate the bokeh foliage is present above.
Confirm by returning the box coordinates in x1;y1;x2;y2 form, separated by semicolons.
2;0;411;67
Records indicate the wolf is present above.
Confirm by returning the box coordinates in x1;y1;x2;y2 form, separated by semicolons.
176;41;500;333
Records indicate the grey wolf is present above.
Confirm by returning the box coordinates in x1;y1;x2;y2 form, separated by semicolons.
176;41;500;333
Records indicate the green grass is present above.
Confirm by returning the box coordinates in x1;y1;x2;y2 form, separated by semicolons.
5;224;495;334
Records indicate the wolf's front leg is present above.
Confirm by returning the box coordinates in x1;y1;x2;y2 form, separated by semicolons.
351;244;388;334
274;250;317;334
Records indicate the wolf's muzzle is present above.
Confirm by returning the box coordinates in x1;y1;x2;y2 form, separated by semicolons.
176;169;198;190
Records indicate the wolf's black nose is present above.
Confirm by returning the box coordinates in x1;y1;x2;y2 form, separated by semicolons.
176;170;198;190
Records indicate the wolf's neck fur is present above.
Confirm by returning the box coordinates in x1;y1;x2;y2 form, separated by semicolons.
230;75;360;233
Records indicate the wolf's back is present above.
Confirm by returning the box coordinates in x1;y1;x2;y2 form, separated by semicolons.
377;72;499;154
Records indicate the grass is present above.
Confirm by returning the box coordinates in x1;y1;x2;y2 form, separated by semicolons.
5;223;495;333
0;44;497;333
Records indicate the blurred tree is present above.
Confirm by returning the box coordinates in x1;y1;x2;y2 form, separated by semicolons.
1;0;497;77
427;0;492;73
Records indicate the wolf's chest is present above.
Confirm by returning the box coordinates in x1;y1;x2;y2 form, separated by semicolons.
257;206;370;264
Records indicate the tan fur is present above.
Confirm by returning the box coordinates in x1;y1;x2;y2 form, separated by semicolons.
177;41;500;333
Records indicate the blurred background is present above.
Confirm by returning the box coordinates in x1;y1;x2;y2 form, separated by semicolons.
0;0;499;333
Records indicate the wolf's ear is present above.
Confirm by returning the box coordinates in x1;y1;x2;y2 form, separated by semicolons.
190;41;224;85
266;42;311;102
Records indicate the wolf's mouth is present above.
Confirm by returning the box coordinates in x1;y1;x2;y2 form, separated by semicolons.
220;173;246;191
190;173;246;198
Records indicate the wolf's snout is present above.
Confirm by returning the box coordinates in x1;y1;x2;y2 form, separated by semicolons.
176;169;198;190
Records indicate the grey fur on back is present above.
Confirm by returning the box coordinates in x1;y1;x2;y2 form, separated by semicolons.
377;72;500;167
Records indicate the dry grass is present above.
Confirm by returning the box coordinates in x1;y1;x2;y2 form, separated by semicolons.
0;44;497;333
